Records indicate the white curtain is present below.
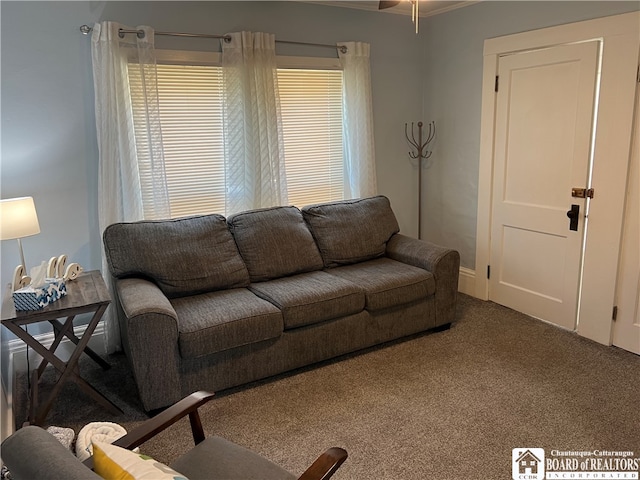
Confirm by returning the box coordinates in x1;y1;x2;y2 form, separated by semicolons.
221;31;288;214
338;42;378;198
91;21;169;352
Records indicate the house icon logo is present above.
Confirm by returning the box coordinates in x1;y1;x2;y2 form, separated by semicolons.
512;448;545;480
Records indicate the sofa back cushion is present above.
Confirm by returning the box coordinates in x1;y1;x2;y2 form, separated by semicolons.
228;206;324;282
103;214;250;298
301;195;400;268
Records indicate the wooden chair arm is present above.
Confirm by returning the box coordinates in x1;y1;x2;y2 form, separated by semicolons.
80;390;347;480
298;447;348;480
82;391;215;469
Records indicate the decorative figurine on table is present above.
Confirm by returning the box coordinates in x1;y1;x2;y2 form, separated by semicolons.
11;254;83;311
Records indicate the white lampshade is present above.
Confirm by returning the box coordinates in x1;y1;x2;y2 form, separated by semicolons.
0;197;41;241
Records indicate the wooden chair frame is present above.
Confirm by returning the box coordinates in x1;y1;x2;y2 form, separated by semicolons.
82;390;348;480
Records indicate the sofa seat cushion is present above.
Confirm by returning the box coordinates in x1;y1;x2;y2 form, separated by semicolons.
171;288;283;359
228;206;323;282
249;271;365;329
301;196;400;268
103;214;250;298
326;257;435;311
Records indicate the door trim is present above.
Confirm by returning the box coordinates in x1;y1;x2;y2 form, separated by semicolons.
475;11;640;345
612;57;640;354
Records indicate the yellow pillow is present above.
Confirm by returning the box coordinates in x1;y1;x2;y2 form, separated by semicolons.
92;441;188;480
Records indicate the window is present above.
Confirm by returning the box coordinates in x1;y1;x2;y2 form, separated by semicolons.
129;51;344;218
278;68;343;207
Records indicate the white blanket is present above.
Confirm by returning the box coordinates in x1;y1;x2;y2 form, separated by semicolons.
75;422;127;461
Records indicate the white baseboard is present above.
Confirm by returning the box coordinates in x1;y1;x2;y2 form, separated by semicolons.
2;324;106;438
458;267;476;296
1;355;15;442
8;324;106;375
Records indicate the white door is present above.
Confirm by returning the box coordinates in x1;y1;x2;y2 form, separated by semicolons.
489;41;599;330
612;85;640;355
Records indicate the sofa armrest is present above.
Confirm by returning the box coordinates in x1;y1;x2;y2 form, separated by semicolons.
116;278;182;411
117;277;178;319
386;234;460;326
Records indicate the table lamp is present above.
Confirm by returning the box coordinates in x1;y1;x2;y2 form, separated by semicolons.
1;197;41;279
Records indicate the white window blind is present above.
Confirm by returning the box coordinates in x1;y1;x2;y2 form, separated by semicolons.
130;63;225;219
278;68;344;207
129;58;344;218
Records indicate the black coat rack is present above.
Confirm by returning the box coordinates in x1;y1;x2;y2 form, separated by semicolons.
405;121;435;239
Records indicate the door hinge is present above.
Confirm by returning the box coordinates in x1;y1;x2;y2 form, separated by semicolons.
612;306;618;321
487;265;491;279
495;75;499;92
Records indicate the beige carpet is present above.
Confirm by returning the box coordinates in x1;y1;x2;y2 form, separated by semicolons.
14;294;640;479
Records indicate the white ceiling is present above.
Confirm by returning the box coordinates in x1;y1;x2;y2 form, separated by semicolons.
305;1;478;18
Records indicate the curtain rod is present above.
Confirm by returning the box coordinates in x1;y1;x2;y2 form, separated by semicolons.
79;25;347;54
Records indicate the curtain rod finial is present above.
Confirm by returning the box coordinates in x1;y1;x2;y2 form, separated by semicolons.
80;24;92;35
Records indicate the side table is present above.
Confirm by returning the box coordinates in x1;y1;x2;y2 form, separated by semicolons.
1;270;122;425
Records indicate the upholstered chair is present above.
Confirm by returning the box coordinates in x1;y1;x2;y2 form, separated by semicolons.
1;391;347;480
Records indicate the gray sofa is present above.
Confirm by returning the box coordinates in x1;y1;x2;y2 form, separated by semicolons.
103;195;460;411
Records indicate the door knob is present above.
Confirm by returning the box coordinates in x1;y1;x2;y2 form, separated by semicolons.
566;204;580;231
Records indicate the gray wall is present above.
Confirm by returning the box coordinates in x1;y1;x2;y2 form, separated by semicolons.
0;0;423;284
0;1;423;359
419;1;639;268
1;0;637;359
1;1;102;372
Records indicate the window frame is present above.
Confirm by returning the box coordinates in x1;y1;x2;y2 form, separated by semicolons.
154;49;342;70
